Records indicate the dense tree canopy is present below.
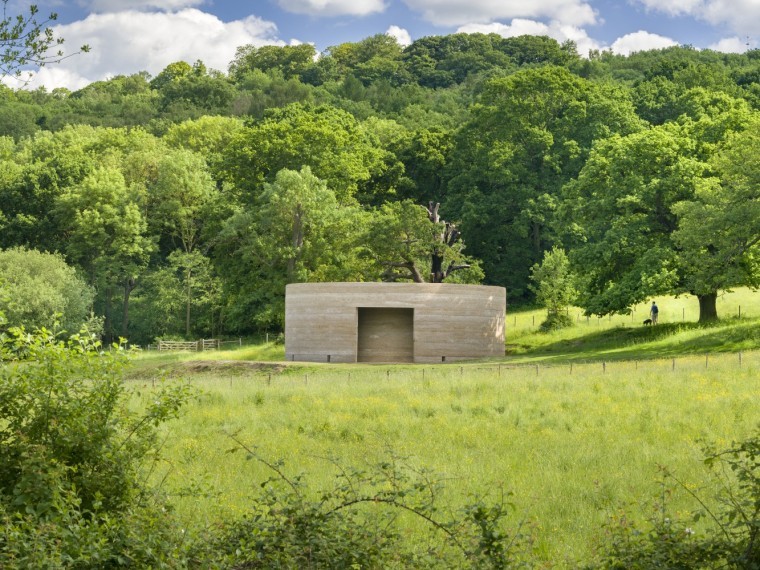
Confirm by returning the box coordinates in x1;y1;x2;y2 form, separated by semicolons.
0;32;759;340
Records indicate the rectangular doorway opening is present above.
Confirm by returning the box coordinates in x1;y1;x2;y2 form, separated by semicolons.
357;308;414;363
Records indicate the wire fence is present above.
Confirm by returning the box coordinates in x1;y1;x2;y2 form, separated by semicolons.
154;349;759;390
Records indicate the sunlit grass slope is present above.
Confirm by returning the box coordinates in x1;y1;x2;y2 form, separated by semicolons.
505;288;760;362
138;352;759;566
129;287;759;566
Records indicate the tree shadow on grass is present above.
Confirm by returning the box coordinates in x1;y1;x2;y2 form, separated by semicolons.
508;318;760;364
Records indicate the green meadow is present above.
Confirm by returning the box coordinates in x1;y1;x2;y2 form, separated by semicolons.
131;288;760;567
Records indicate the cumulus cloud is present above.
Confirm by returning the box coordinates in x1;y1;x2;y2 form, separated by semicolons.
275;0;386;17
22;9;283;91
709;36;751;53
633;0;760;37
386;25;412;46
83;0;205;11
402;0;597;27
457;18;603;57
610;31;678;56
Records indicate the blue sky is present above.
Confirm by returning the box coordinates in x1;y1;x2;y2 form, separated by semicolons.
9;0;759;90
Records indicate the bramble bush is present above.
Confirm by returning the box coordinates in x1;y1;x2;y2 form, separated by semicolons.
588;429;760;569
188;433;533;569
0;324;195;567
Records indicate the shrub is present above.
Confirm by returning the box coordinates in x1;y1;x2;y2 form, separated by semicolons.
539;311;575;332
588;429;760;569
190;435;533;569
0;326;195;567
0;247;94;335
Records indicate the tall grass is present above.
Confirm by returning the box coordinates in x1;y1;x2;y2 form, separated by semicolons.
141;351;759;567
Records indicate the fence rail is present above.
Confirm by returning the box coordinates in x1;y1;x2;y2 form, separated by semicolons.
155;339;231;352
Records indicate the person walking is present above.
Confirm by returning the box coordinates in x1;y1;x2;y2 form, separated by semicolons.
650;301;659;325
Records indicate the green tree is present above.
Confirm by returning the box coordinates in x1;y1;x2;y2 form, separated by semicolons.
327;34;404;85
446;66;642;298
672;125;760;319
55;166;154;341
229;43;317;81
163;115;244;185
529;246;576;330
148;149;219;335
216;167;368;329
564;97;756;322
225;103;386;204
0;1;89;79
0;247;94;333
364;200;483;283
0;125;98;251
564;126;704;318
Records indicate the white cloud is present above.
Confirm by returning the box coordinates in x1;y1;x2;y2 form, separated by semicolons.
23;9;283;90
708;36;750;53
633;0;760;37
610;31;678;56
402;0;597;27
457;18;603;57
632;0;702;16
82;0;204;11
275;0;386;17
386;25;412;46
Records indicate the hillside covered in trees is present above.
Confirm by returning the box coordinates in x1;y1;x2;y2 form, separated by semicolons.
1;33;759;343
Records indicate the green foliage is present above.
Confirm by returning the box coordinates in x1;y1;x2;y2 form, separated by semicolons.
0;1;89;80
0;326;195;567
673;122;760;299
364;200;483;283
226;103;386;204
229;44;317;82
446;65;642;298
565;95;756;322
192;435;531;569
2;29;760;339
589;429;760;569
529;246;577;319
215;167;369;329
0;246;94;334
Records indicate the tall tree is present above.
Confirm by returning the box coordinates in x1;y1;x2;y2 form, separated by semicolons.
55;167;153;341
215;167;368;329
563;102;758;321
446;65;642;298
364;200;483;284
149;149;218;335
225;103;386;204
672;123;760;319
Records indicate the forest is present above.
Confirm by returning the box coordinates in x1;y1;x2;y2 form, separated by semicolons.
1;32;759;344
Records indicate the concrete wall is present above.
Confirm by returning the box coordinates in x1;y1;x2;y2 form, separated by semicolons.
285;282;506;363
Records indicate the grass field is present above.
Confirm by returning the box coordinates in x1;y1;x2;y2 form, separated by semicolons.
131;288;760;567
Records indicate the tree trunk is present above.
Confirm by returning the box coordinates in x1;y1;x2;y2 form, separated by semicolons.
186;267;192;337
532;221;541;262
103;287;113;345
287;204;304;282
121;277;136;340
697;291;718;323
431;250;444;283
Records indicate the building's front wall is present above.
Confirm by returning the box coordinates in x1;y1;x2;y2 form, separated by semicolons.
285;283;506;363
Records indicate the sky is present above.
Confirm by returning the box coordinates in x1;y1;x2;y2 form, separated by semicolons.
7;0;760;91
